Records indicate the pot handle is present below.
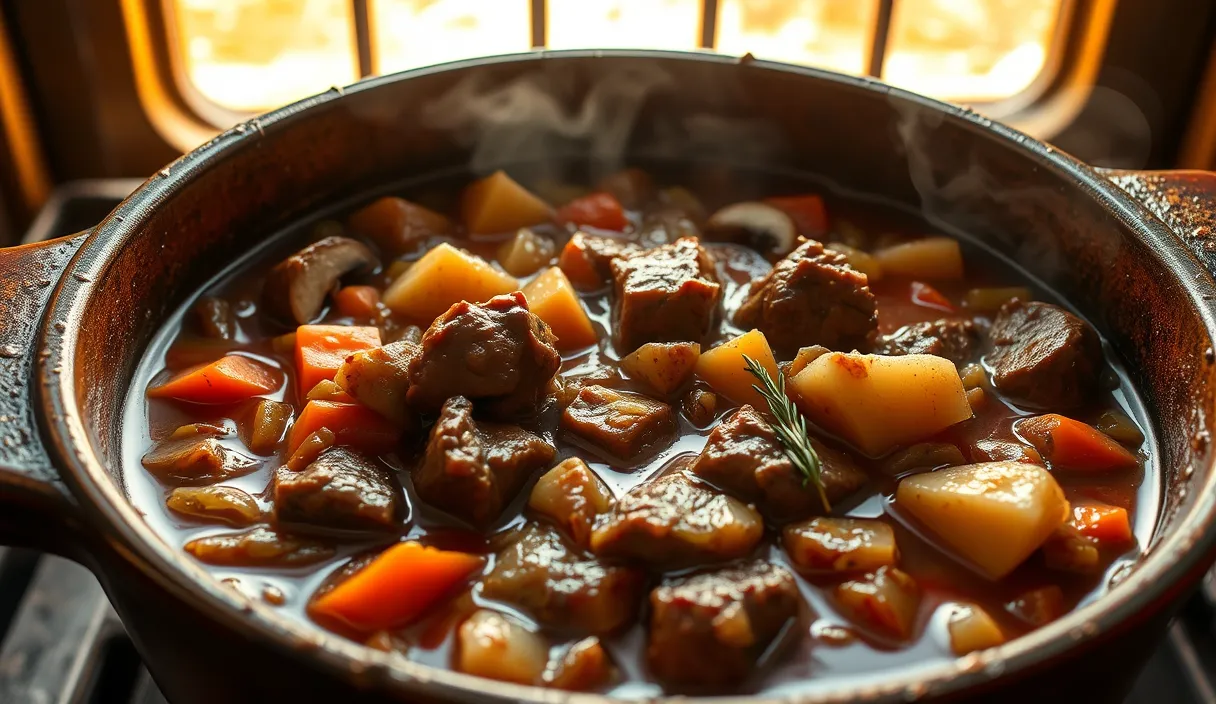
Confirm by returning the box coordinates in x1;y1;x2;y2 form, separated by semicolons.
0;232;90;557
1099;168;1216;272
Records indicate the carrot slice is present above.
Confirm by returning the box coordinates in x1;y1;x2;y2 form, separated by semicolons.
310;541;485;632
765;194;828;238
556;192;628;232
1071;504;1133;544
287;400;400;455
1017;414;1139;472
294;325;381;394
148;355;280;404
332;286;381;319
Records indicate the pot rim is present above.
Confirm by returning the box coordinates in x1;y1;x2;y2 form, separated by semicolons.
35;49;1216;702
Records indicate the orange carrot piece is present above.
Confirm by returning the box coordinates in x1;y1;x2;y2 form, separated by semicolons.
333;286;381;319
287;400;400;455
310;541;485;632
147;354;280;404
910;281;954;312
765;195;828;238
1018;414;1139;472
294;325;381;393
1071;504;1133;544
556;192;628;232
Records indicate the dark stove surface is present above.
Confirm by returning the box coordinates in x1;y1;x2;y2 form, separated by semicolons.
0;182;1210;704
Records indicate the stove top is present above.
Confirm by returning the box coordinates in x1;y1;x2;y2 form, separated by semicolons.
1;182;1209;704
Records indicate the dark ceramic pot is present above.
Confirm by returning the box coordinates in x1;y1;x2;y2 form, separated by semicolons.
1;50;1215;703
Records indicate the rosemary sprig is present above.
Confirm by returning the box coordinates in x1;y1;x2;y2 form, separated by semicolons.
742;355;831;512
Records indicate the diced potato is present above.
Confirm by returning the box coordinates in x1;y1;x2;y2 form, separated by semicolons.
873;236;963;279
306;379;354;402
382;243;518;322
497;228;557;277
543;636;615;692
461;171;553;235
1006;585;1066;627
834;566;920;640
521;267;597;351
962;286;1031;311
947;603;1005;655
896;462;1070;579
335;340;418;424
782;518;898;573
785;345;830;378
346;196;453;257
789;352;972;457
238;399;291;455
620;342;701;396
882;442;965;475
971;438;1044;465
966;387;986;412
528;457;614;547
166;486;262;526
694;329;779;409
825;242;883;281
959;362;986;389
456;609;548;685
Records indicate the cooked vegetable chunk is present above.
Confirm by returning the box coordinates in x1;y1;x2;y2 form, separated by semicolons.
237;399;292;455
382;243;518;322
1006;585;1066;627
274;447;404;535
346;196;452;257
166;486;262;526
694;329;780;409
294;324;381;394
461;170;552;235
148;354;281;404
590;472;762;565
407;292;561;418
790;352;972;457
689;405;866;521
1041;525;1101;574
985;300;1101;409
962;286;1031;312
947;603;1005;655
544;637;615;691
896;462;1070;579
620;342;700;396
497;228;556;277
766;194;828;238
415;397;556;528
783;518;897;573
286;400;400;455
882;442;966;475
332;285;380;319
185;526;334;567
1094;408;1145;446
193;296;236;340
734;239;877;355
310;541;485;631
1016;413;1139;472
648;560;801;689
305;378;355;403
681;388;718;427
557;232;641;290
521;267;597;351
610;237;721;353
561;385;676;465
262;236;376;325
556;192;628;232
141;426;259;485
456;609;548;685
334;340;418;424
824;242;882;281
1070;503;1133;544
482;525;645;634
528;458;614;547
834;566;921;640
704;201;798;258
879;319;980;365
872;236;963;279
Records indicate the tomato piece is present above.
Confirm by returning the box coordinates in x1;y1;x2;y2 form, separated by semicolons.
556;193;628;232
910;281;954;312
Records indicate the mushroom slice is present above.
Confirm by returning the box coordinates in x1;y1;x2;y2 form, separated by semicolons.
263;236;376;324
705;202;799;258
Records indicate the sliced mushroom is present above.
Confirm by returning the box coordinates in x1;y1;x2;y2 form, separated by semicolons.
704;201;798;258
262;236;376;324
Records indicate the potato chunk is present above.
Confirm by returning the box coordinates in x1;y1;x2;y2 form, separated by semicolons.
456;609;548;685
873;236;963;279
528;457;614;547
620;342;700;396
497;228;556;277
694;329;779;409
782;518;897;573
334;340;418;424
790;352;972;457
834;566;920;640
521;267;597;351
947;603;1005;655
382;243;517;322
896;462;1070;579
461;171;553;235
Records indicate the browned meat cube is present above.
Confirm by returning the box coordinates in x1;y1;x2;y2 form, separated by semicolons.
185;526;334;567
589;472;762;566
648;560;801;689
689;405;867;521
407;292;561;419
274;447;405;536
734;240;877;355
985;300;1101;409
558;232;641;290
415;397;556;528
609;237;721;353
141;425;258;485
560;385;676;466
481;524;646;635
880;319;980;365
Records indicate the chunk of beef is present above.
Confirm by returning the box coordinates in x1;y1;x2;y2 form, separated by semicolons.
407;292;561;418
415;397;556;528
482;525;646;635
881;319;981;365
141;425;258;485
984;300;1101;409
589;472;762;566
561;385;676;466
610;237;721;353
689;405;866;521
648;560;801;689
558;232;642;290
734;240;877;355
274;447;404;535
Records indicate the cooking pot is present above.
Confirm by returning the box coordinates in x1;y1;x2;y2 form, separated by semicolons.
1;50;1215;703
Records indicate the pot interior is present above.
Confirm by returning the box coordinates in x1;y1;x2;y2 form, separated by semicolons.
58;52;1216;699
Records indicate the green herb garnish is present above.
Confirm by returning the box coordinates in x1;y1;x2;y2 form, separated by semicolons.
742;355;830;512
